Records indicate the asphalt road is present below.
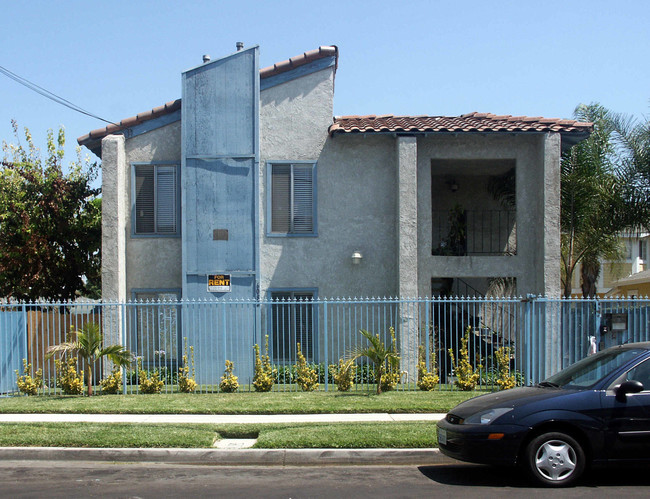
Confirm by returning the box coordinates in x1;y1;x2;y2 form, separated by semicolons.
1;461;650;498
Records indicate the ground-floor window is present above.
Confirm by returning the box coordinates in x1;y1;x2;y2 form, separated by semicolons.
269;290;315;363
131;290;181;367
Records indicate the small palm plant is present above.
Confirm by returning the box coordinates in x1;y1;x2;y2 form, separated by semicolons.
46;322;133;396
351;327;400;394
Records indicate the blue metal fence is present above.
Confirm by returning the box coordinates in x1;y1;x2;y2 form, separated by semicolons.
2;296;649;395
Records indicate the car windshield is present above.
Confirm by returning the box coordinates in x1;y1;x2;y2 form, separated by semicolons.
543;348;647;389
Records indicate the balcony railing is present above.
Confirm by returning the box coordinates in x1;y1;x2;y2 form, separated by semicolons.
432;209;516;256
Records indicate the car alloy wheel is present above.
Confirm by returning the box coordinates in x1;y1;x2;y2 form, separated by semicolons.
525;432;585;487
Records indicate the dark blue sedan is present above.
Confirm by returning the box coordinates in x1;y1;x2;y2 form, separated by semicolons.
437;342;650;487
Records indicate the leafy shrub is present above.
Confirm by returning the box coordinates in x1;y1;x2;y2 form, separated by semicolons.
137;358;164;394
329;358;356;392
274;362;331;384
448;326;482;391
353;363;375;384
417;345;439;391
55;358;84;395
253;335;276;392
100;367;122;394
495;347;516;390
219;360;239;393
294;343;319;391
129;366;176;385
15;359;43;396
178;339;197;393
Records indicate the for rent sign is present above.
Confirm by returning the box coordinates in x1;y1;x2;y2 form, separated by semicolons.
208;274;231;292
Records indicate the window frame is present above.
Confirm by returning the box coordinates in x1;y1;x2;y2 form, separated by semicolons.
131;162;181;238
130;288;182;369
267;288;318;363
266;161;317;237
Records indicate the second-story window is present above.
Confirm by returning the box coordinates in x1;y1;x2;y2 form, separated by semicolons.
269;162;316;235
134;164;179;235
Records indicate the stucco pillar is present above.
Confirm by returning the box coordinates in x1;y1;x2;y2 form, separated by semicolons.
100;134;128;303
396;136;418;382
541;133;561;298
541;133;562;378
99;134;128;377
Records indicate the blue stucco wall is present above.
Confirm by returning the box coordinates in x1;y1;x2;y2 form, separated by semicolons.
181;46;260;383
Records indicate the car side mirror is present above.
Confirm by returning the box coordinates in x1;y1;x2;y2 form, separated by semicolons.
615;380;644;402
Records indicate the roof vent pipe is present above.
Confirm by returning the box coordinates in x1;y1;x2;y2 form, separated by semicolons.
202;54;211;63
236;42;244;51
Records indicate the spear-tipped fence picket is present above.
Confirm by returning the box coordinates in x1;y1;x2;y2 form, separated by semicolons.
2;296;649;395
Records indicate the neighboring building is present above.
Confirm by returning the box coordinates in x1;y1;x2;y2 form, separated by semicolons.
570;232;650;297
78;44;591;378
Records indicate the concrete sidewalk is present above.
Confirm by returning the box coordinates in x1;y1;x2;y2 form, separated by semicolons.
0;412;446;424
0;412;456;466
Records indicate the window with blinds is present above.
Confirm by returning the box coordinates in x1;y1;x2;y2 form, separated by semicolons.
270;291;315;362
270;163;315;235
134;164;179;235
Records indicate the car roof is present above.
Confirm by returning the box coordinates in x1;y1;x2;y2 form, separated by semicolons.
606;341;650;351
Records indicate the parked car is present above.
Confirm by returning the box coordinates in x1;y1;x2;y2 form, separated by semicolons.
437;342;650;487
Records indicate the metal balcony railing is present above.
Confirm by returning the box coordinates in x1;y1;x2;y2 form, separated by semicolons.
432;209;516;256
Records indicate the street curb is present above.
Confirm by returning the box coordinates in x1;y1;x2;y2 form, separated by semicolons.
0;447;459;466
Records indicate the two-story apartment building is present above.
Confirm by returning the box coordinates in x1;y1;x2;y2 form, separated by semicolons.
78;44;591;381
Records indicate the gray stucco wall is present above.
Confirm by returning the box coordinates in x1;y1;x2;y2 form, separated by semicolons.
124;121;183;296
259;67;399;299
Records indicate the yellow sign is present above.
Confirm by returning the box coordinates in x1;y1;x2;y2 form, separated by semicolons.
208;274;231;292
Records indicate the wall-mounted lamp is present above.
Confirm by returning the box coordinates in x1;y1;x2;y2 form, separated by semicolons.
351;250;363;265
446;179;459;192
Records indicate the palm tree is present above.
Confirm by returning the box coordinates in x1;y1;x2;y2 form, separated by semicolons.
46;322;133;396
561;103;639;297
351;328;400;394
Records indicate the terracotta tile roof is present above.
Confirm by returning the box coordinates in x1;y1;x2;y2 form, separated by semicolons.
329;112;593;135
260;45;337;79
78;46;338;151
78;99;182;149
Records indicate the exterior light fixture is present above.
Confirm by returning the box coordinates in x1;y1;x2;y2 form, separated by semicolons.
351;251;363;265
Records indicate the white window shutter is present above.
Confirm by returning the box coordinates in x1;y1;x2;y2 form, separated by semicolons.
135;166;155;233
156;166;177;234
292;165;313;234
271;165;291;232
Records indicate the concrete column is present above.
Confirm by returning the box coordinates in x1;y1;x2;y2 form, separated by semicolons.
100;134;128;376
541;133;561;378
541;133;561;298
396;136;418;382
100;134;127;303
397;136;418;298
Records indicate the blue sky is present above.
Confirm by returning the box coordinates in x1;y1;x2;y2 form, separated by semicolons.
1;0;649;166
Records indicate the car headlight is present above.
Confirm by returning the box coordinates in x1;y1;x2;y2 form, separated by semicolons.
463;407;513;425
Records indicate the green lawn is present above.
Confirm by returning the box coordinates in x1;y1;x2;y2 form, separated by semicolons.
0;422;439;449
0;390;484;414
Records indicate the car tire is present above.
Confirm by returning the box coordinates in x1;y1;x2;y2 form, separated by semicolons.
524;432;585;487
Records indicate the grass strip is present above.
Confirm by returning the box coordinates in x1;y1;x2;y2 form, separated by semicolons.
0;390;481;415
0;422;439;449
0;423;215;448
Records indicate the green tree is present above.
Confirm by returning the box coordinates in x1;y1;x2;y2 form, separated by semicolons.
46;322;133;397
560;104;648;297
0;121;101;301
351;328;400;394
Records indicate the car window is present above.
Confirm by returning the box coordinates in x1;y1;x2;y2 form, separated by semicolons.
626;359;650;390
545;348;647;389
